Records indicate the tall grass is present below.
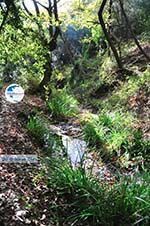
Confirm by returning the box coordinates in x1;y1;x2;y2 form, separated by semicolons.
83;111;134;156
45;158;150;226
27;115;47;144
83;110;149;167
27;115;63;154
47;88;79;119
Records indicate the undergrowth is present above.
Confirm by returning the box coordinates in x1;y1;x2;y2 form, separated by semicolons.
27;115;63;154
47;88;79;119
27;115;47;143
83;111;134;155
100;68;150;110
43;158;150;226
82;110;149;167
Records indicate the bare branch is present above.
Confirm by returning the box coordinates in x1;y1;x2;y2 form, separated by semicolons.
32;0;40;16
98;0;123;69
36;1;49;11
118;0;150;61
22;0;33;16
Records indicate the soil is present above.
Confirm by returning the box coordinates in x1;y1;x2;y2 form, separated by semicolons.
0;73;149;225
90;44;150;99
128;84;150;140
0;89;54;226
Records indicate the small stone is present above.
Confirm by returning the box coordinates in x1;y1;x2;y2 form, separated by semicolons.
16;210;27;217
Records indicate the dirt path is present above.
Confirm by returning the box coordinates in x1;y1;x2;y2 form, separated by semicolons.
0;79;148;225
0;90;51;226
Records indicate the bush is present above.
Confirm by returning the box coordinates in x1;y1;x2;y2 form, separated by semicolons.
27;115;64;155
83;111;134;156
45;159;150;226
47;89;79;119
127;130;150;168
27;115;47;144
102;68;150;110
46;159;110;225
111;172;150;226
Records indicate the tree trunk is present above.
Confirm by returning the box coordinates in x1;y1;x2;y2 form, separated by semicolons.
23;0;60;93
38;54;52;93
98;0;123;70
118;0;150;61
0;0;19;33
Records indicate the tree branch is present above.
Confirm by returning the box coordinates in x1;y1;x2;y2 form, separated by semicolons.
32;0;40;16
0;7;9;32
22;0;33;16
36;1;49;11
118;0;150;61
98;0;123;69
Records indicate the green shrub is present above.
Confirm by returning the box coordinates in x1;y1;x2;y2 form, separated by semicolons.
83;111;134;156
127;130;150;168
27;115;47;143
46;159;110;225
27;115;64;154
45;159;150;226
102;68;150;110
111;172;150;226
83;114;106;146
47;89;79;118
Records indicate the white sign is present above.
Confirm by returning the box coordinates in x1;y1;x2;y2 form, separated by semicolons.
5;84;24;103
0;155;38;163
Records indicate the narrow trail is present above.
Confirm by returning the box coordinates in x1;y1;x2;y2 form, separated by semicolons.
0;89;50;226
0;87;117;225
0;88;100;226
1;78;148;225
0;91;38;155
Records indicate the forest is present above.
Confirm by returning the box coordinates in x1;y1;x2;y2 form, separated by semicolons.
0;0;149;225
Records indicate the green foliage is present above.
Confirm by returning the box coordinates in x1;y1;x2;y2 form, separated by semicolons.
64;0;103;45
101;68;150;110
0;14;46;88
110;172;150;226
0;1;149;225
47;89;79;119
83;111;134;156
46;159;150;225
27;115;47;143
132;0;150;33
127;130;150;168
47;160;109;225
27;114;63;154
83;106;149;167
69;54;104;100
